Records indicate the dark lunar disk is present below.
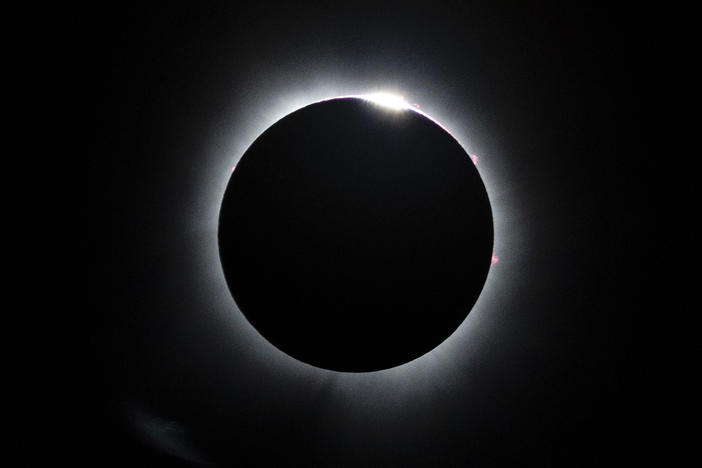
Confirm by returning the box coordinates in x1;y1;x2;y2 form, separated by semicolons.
218;97;493;372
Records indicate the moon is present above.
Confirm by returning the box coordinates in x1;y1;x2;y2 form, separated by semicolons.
218;97;493;372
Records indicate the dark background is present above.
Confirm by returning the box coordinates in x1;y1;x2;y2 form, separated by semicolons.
19;2;694;466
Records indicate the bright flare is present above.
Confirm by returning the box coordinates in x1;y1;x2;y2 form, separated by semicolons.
362;93;410;111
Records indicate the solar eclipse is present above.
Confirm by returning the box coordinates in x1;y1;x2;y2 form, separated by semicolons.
218;96;493;371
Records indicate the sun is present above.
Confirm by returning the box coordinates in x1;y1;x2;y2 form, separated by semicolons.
191;84;511;378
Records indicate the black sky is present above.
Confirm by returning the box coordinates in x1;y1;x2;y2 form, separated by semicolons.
19;2;694;466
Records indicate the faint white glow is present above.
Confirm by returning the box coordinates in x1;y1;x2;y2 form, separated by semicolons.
190;83;519;383
360;92;410;110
